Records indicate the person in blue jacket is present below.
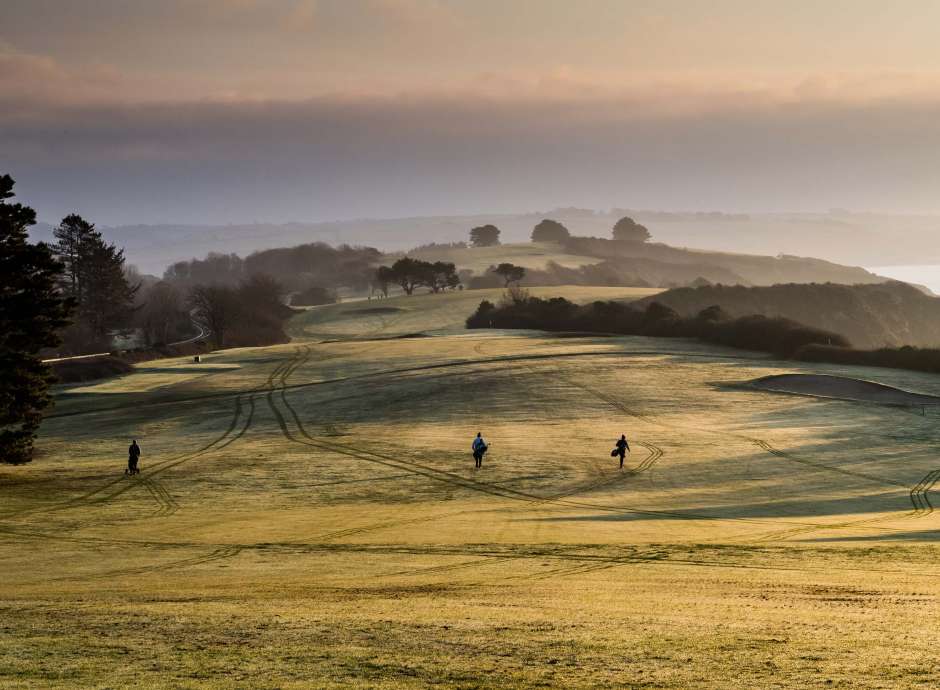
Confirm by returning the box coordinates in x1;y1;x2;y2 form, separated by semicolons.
471;432;488;468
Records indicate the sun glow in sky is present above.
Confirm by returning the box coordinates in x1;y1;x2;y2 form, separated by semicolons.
4;1;940;223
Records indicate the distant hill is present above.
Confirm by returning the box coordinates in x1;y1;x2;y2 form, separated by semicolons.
634;281;940;349
408;239;882;290
28;207;940;276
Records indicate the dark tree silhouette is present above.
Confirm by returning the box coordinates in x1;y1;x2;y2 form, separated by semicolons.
612;216;652;243
189;284;241;349
420;261;460;293
52;214;138;349
469;224;500;247
467;297;847;358
80;236;139;341
291;286;336;306
389;257;425;295
493;263;526;286
374;265;395;297
52;214;96;303
164;243;381;294
380;258;459;295
138;281;187;345
531;219;570;242
239;273;284;311
0;175;72;464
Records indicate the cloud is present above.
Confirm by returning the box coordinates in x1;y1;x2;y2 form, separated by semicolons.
5;88;940;226
0;42;131;106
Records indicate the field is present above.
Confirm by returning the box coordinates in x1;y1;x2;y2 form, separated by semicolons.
4;285;940;688
400;242;603;274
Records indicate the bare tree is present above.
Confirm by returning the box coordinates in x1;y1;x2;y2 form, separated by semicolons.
140;281;184;345
374;265;394;298
188;284;240;349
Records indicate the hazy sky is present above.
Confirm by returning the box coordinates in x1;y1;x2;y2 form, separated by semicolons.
4;0;940;224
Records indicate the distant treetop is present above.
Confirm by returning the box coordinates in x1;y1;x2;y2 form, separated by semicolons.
612;216;652;243
531;219;570;243
469;224;500;247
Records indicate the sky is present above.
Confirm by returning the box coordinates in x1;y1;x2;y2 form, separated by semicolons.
4;0;940;225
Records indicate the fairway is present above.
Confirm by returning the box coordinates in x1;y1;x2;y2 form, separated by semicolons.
5;286;940;688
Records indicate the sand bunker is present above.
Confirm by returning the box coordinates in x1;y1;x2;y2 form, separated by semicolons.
749;373;940;406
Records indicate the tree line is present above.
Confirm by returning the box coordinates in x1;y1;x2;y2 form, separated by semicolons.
165;242;380;293
466;293;848;359
0;174;303;464
464;216;651;247
51;214;139;353
373;258;461;297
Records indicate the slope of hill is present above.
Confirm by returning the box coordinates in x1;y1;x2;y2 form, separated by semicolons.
635;281;940;349
14;285;940;687
406;240;882;289
29;208;940;276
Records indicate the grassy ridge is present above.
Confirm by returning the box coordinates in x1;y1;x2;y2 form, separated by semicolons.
634;280;940;349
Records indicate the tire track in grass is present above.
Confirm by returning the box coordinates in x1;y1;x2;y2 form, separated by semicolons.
747;467;940;541
0;355;291;523
43;349;771;421
0;393;248;521
141;477;178;518
907;469;940;517
552;363;938;542
473;338;664;502
558;363;914;495
51;545;245;581
264;347;826;533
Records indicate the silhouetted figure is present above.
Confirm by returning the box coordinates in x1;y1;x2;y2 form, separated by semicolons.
472;432;488;468
127;439;141;475
612;434;630;469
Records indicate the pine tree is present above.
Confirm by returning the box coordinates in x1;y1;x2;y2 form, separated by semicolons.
52;214;96;304
0;175;72;463
79;237;138;341
53;214;138;348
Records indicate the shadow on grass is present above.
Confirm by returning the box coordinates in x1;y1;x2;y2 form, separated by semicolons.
805;530;940;542
523;491;908;523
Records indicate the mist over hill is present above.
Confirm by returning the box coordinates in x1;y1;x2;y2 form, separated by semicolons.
27;208;940;277
635;281;940;349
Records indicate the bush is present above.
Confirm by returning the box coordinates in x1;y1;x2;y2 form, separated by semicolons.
291;286;337;306
795;344;940;375
52;357;135;384
466;297;847;358
407;241;468;253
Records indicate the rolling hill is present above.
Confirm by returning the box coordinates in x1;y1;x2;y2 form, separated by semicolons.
8;285;940;687
635;280;940;349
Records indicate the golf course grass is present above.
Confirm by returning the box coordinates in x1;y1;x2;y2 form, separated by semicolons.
4;285;940;688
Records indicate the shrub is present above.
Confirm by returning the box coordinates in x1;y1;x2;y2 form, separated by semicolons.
291;286;337;306
466;297;847;358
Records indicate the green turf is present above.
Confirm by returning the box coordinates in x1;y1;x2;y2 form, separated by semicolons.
3;285;940;688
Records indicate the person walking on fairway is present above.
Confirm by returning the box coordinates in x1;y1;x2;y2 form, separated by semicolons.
612;434;630;469
472;432;488;469
127;439;141;475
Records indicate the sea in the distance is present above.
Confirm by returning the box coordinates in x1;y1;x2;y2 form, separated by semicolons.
867;265;940;296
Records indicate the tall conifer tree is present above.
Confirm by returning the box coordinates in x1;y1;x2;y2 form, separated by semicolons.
0;175;72;463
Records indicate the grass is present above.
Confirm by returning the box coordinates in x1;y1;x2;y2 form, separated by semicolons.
4;284;940;687
405;241;603;274
287;285;661;340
